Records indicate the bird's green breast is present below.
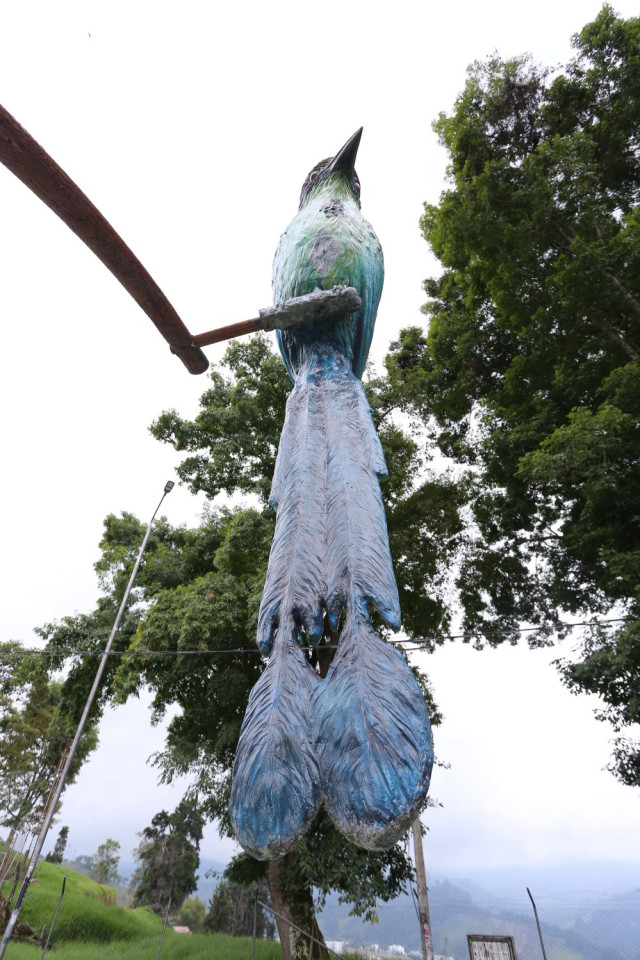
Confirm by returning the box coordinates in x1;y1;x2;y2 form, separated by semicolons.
274;180;383;380
274;194;378;297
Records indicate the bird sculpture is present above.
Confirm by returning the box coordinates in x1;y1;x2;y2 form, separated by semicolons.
230;129;433;859
0;106;431;860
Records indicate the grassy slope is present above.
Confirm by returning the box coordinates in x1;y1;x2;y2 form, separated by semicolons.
2;861;282;959
6;933;283;959
3;860;160;943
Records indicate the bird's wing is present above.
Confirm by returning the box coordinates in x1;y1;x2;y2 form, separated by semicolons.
272;213;384;381
351;219;383;379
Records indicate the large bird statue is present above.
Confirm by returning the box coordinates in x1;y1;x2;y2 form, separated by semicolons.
230;129;434;859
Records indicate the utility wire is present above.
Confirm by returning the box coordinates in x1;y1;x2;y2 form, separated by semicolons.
401;615;640;652
0;616;637;661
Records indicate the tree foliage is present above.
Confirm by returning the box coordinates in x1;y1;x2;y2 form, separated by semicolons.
90;837;121;885
408;4;640;781
45;825;69;864
205;879;274;938
176;896;207;933
0;644;97;832
131;798;204;914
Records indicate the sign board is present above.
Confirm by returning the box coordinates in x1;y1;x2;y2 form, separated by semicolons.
467;935;518;960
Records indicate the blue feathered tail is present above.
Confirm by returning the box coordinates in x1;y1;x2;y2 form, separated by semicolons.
230;344;433;857
315;611;433;849
230;613;320;860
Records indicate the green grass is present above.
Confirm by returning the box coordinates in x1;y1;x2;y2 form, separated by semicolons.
2;860;161;944
2;860;283;958
5;932;283;958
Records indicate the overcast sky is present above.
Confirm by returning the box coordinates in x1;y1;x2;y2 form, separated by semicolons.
1;1;638;883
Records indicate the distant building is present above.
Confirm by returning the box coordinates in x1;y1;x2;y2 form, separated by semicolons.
389;946;406;956
326;942;348;955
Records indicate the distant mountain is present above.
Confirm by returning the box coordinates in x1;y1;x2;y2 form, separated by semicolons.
456;862;640;901
313;876;640;960
568;887;640;960
443;877;500;908
189;856;639;960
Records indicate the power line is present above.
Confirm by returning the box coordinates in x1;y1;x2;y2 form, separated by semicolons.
1;615;637;661
401;616;640;652
1;647;266;658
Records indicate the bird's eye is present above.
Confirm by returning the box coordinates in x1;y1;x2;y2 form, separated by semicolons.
310;171;319;183
354;180;361;197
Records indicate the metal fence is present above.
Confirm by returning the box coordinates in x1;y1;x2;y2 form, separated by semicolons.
311;885;640;960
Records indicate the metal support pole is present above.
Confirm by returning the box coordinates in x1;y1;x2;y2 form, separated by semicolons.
256;901;342;959
527;887;549;960
5;848;31;910
40;876;66;958
0;833;14;885
0;480;174;959
0;834;22;888
251;883;258;960
412;816;434;960
154;893;172;960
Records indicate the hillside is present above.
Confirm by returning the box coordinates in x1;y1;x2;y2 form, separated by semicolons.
2;860;162;944
3;855;637;960
316;878;640;960
1;861;280;960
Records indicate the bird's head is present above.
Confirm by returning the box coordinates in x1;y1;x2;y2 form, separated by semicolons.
299;128;363;210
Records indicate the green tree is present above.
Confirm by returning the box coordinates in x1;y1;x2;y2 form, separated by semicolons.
0;645;97;833
131;798;204;914
205;878;274;938
45;825;69;864
89;838;121;885
409;5;640;781
176;896;207;933
205;881;236;935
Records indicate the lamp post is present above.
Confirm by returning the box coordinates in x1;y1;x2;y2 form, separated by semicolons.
0;481;175;958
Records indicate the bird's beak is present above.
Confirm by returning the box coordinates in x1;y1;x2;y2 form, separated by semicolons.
326;127;363;177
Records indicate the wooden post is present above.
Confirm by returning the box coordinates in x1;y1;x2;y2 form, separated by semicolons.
412;816;434;960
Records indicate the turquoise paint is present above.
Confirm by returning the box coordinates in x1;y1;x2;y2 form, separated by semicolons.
274;168;383;381
230;131;433;859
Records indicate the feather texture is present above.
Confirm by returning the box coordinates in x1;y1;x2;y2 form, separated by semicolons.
322;350;399;631
232;140;433;859
257;357;329;653
230;615;321;860
258;347;400;653
315;611;433;849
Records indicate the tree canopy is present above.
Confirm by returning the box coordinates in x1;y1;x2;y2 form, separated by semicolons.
89;837;121;885
131;798;204;914
0;645;97;833
45;825;69;864
205;879;274;939
403;4;640;782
